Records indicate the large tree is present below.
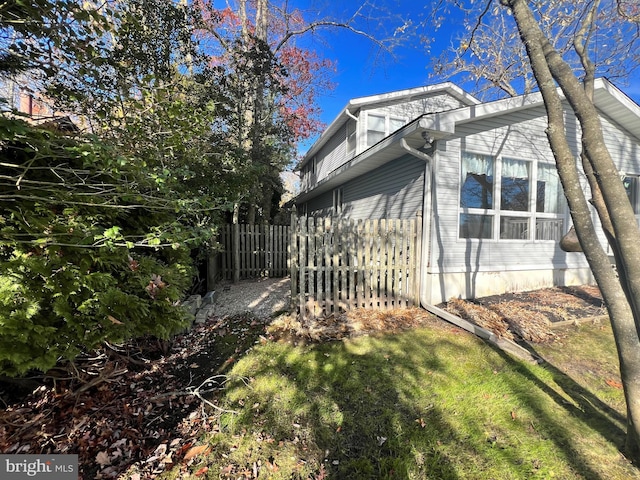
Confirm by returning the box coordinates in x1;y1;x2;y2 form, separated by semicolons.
427;0;640;461
193;0;404;223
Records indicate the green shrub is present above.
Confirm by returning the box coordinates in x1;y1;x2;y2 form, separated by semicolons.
0;117;201;375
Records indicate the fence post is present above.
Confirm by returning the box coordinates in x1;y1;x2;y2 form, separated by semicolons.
414;210;423;306
233;204;240;283
290;210;298;313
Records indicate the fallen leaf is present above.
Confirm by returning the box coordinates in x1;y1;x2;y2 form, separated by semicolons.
606;379;623;389
96;451;110;467
107;315;123;325
194;466;209;476
183;445;209;461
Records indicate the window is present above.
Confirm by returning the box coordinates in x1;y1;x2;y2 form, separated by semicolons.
390;117;406;133
333;188;343;215
367;114;386;146
624;175;639;213
346;120;357;155
622;175;640;228
461;152;494;209
535;163;565;240
501;158;530;211
366;113;406;147
459;152;566;241
500;158;531;239
459;153;494;239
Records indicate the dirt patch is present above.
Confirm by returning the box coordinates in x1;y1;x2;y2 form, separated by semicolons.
267;307;448;344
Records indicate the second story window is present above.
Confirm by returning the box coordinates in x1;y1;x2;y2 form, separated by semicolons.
367;114;386;146
366;113;407;147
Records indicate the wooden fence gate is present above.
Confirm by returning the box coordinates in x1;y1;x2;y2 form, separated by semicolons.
290;215;422;319
216;223;290;281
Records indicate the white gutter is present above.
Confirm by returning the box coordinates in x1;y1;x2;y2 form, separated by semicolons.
400;138;541;364
345;108;358;121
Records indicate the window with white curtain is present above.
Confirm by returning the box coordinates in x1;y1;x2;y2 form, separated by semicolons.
535;163;565;240
459;153;566;241
459;152;494;238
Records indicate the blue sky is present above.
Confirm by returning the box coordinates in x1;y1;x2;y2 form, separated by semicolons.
290;1;640;154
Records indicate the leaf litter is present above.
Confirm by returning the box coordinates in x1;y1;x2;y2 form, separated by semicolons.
0;312;270;479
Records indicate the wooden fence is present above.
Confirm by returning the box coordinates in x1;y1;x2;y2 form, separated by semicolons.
290;215;421;319
217;223;290;281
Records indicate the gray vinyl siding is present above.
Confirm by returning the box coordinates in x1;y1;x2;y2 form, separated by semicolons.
315;122;348;181
599;112;640;173
428;105;589;275
341;155;425;219
365;93;467;123
305;155;425;220
306;190;333;217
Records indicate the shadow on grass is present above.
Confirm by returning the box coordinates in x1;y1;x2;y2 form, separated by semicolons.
280;335;464;479
198;321;638;480
493;341;628;472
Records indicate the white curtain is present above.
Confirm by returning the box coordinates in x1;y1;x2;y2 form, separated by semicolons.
462;152;493;177
502;157;530;178
537;163;562;213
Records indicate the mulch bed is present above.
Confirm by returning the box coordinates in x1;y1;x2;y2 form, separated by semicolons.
442;285;605;344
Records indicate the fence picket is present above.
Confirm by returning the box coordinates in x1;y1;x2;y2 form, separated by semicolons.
324;217;332;316
307;216;316;318
314;219;323;316
299;217;307;317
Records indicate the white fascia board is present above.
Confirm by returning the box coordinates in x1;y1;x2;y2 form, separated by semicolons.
349;82;480;109
295;117;429;203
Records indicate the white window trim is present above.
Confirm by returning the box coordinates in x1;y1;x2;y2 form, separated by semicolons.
365;112;407;148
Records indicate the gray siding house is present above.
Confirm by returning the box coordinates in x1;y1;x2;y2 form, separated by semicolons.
295;79;640;305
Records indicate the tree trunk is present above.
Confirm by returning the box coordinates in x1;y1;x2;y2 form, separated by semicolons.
506;0;640;461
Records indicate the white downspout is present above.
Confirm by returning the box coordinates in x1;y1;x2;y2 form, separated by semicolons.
400;138;540;363
400;137;433;305
345;108;358;121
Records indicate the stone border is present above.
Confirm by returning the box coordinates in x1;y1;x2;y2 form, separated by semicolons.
548;314;609;329
181;291;217;325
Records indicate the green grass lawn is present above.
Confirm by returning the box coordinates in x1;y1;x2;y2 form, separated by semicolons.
161;316;638;479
